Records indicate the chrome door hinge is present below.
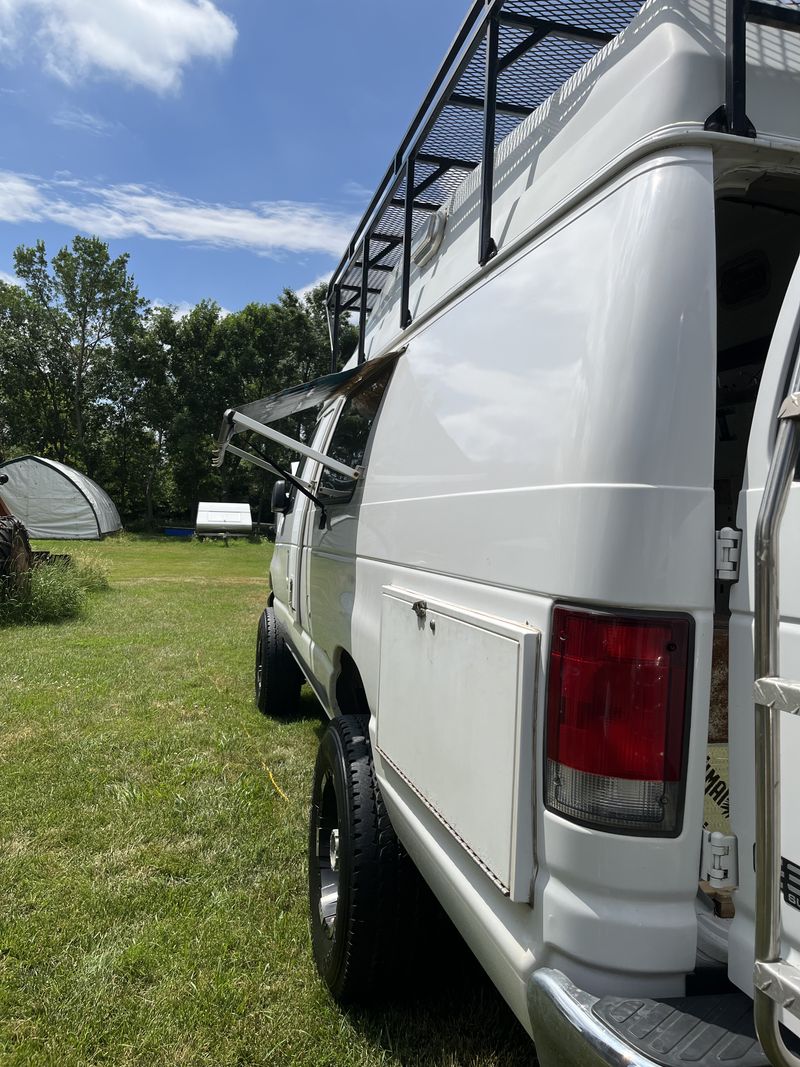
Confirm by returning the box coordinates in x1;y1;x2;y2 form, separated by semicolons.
716;527;742;582
701;830;739;890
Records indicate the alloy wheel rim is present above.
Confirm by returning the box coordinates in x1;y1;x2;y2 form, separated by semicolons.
316;771;340;939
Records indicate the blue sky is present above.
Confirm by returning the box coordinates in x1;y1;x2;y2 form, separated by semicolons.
0;0;467;313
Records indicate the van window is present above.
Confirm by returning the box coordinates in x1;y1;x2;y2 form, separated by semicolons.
318;366;393;502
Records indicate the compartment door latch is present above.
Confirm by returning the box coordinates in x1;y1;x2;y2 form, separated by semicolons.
716;527;742;582
701;830;739;890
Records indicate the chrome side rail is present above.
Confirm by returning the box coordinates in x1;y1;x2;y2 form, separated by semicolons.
753;384;800;1067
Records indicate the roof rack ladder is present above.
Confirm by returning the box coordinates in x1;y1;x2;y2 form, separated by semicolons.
706;0;800;138
752;352;800;1066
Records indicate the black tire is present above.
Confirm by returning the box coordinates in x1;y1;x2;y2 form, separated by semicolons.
308;714;420;1005
0;516;31;598
254;606;302;716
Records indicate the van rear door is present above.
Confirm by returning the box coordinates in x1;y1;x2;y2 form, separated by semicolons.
727;252;800;1026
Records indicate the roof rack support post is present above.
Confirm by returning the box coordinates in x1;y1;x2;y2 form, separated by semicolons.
479;7;500;267
706;0;756;136
330;285;341;374
401;154;415;330
728;0;751;137
358;233;370;364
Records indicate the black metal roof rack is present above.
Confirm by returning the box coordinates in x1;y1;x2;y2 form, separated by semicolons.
705;0;800;138
326;0;645;371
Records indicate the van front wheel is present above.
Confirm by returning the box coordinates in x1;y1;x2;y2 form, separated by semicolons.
308;715;412;1005
254;606;302;716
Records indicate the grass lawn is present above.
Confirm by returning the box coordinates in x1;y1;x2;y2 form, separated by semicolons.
0;535;534;1066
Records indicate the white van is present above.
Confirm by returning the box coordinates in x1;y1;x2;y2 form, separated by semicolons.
215;1;800;1062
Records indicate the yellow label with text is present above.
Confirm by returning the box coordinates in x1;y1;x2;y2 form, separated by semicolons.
704;744;730;834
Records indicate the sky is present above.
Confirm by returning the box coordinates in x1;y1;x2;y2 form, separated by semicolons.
0;0;467;314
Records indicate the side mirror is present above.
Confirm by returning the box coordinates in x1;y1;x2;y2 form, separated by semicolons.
271;479;292;515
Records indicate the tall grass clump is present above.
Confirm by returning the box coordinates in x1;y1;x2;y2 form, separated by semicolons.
0;555;109;626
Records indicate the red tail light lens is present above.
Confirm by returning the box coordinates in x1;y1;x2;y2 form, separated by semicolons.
545;606;691;835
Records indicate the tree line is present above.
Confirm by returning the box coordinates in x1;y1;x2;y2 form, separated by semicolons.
0;236;356;526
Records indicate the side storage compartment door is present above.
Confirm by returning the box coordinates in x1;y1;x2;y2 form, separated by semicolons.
375;587;540;903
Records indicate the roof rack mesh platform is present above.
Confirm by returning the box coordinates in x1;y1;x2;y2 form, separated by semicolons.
326;0;800;371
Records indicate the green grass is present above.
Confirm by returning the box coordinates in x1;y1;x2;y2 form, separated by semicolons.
0;535;534;1066
0;552;110;626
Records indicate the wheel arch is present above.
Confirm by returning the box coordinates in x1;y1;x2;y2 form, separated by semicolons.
334;649;371;719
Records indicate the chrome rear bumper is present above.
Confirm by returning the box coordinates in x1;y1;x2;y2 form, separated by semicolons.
527;968;770;1067
528;969;662;1067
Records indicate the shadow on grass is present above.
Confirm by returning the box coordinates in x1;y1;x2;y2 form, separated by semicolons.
348;917;537;1066
257;686;327;728
298;702;537;1063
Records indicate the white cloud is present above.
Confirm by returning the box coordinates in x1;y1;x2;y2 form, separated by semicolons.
0;172;44;222
0;0;237;93
0;170;358;259
152;299;230;319
0;269;19;285
295;273;331;300
52;105;117;136
342;179;373;202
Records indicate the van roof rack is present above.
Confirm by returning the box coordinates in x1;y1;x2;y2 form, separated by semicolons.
705;0;800;139
326;0;644;370
326;0;800;372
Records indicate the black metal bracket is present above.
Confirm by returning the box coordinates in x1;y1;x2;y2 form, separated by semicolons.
705;0;800;139
244;445;328;529
330;285;341;374
480;9;501;266
401;154;415;329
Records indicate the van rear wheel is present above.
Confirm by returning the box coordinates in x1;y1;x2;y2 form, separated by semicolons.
254;606;302;716
308;715;417;1005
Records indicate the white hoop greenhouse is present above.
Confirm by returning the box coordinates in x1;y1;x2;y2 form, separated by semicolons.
0;455;122;540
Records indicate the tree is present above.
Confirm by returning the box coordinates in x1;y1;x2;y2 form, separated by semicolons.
161;285;348;521
118;306;179;525
0;237;146;475
0;237;355;527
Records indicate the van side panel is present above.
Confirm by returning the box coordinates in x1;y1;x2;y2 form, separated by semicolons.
352;149;717;1011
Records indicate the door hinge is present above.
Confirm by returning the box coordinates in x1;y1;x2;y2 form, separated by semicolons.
701;830;739;890
716;527;742;582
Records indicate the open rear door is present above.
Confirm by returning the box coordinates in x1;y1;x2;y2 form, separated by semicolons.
728;252;800;1061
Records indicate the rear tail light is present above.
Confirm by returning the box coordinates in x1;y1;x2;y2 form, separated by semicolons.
545;606;692;835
